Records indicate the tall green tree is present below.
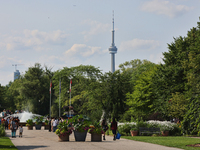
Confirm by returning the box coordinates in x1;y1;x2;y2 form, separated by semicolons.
0;84;5;111
19;63;53;115
181;21;200;135
152;35;189;119
126;62;157;119
52;65;102;118
167;92;188;120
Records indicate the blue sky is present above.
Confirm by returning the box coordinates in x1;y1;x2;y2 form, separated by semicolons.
0;0;200;86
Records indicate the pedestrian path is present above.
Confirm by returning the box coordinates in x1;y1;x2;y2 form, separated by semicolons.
6;127;183;150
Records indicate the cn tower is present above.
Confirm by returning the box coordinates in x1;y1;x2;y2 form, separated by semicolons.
108;12;117;73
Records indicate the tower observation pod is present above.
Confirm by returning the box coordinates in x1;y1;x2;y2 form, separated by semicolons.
108;12;117;73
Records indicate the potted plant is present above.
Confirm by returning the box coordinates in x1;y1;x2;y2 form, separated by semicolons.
68;114;91;141
160;124;171;136
34;116;44;130
55;121;72;141
44;119;49;130
130;127;138;136
26;119;33;130
88;121;103;142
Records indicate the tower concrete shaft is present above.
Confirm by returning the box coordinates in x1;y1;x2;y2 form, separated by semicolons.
108;12;117;73
111;53;115;73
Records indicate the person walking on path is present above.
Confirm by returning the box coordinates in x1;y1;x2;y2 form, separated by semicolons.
101;119;108;140
19;125;23;137
48;117;51;132
111;118;118;141
5;119;8;130
52;118;58;132
11;118;17;138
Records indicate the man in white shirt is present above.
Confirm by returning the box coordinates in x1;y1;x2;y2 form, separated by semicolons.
52;118;58;132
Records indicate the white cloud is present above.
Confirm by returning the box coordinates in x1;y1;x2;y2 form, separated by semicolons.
63;44;107;66
65;44;103;58
0;30;68;51
119;38;160;52
141;0;193;18
81;20;110;41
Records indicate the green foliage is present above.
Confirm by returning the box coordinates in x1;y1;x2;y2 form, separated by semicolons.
169;124;182;136
118;123;136;136
55;121;72;137
26;119;33;126
0;84;5;112
34;116;44;125
68;114;91;132
0;124;5;137
88;121;103;134
44;119;48;125
53;65;102;119
136;120;148;129
126;62;157;119
167;92;189;120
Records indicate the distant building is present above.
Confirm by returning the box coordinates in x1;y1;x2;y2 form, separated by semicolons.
14;70;20;81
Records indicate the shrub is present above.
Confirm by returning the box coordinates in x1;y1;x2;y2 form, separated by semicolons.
169;123;182;136
0;124;5;137
137;120;148;129
118;123;135;136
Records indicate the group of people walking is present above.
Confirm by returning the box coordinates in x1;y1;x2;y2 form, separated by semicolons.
48;117;64;132
101;118;118;141
1;116;23;138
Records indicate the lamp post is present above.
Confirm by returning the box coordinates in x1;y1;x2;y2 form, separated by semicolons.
38;100;40;114
67;91;69;118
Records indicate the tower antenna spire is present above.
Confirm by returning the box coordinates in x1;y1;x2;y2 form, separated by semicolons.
112;10;114;31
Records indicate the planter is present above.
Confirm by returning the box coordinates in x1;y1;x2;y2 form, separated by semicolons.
58;134;70;142
91;133;102;142
27;125;33;130
74;130;88;141
44;125;49;130
162;131;169;136
35;124;42;130
130;130;138;136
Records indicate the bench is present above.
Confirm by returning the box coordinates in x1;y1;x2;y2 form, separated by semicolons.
139;127;161;135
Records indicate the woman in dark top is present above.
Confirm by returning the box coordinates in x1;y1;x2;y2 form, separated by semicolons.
101;119;108;140
48;117;51;132
111;118;117;140
11;118;17;138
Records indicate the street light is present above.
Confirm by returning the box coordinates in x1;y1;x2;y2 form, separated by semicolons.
38;100;41;114
67;91;69;118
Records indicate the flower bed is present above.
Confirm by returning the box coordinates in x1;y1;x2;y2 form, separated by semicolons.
118;120;181;136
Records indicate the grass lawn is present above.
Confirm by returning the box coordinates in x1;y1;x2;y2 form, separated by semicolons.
122;136;200;150
0;137;17;150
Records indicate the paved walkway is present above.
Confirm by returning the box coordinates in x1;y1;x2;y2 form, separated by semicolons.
6;127;183;150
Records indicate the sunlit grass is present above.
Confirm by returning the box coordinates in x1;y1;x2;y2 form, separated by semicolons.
122;136;200;150
0;137;17;150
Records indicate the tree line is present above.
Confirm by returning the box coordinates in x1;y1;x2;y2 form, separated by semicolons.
1;20;200;135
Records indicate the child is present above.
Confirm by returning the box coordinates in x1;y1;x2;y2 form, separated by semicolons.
19;125;23;137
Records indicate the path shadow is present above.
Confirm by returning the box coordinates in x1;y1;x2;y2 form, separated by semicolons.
0;145;17;149
16;145;48;150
